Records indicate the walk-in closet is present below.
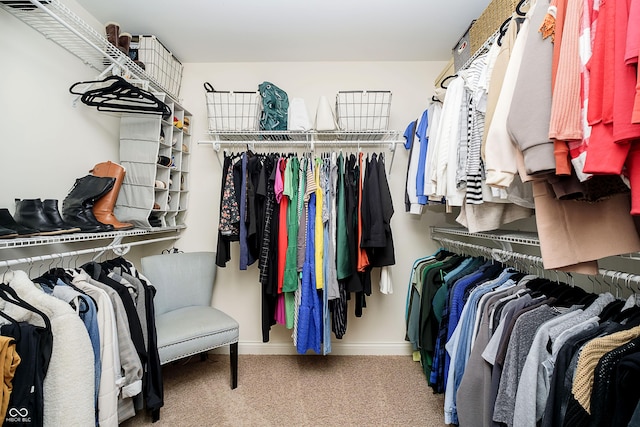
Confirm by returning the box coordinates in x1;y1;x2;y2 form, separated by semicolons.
1;0;640;425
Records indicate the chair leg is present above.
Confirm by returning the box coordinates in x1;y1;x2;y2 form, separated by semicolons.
151;408;160;422
200;351;209;362
230;342;238;389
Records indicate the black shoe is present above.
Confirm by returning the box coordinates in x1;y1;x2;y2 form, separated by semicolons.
62;175;116;233
42;199;81;233
0;208;39;237
14;199;69;236
0;225;18;239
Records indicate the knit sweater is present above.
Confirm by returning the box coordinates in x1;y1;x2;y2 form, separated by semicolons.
613;350;640;426
512;307;582;427
571;325;640;413
590;337;640;427
493;304;558;427
548;0;583;141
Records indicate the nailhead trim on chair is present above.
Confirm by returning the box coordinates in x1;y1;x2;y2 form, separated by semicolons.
160;336;239;365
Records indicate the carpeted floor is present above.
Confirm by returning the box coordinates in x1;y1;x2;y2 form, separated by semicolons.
121;354;447;426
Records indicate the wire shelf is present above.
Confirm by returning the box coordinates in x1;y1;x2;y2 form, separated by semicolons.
430;226;540;246
430;226;640;265
206;130;400;143
431;236;640;286
200;130;403;172
0;0;180;101
0;226;181;251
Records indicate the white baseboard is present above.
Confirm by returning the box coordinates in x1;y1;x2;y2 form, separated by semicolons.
211;341;414;356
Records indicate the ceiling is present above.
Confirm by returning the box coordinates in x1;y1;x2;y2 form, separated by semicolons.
75;0;491;63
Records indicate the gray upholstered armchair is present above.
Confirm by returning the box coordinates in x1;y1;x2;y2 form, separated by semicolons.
141;251;239;392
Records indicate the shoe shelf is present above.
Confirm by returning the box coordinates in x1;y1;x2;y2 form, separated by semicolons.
0;226;181;251
0;0;179;101
0;227;182;268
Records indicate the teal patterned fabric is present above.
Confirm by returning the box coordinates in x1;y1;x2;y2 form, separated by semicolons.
258;81;289;131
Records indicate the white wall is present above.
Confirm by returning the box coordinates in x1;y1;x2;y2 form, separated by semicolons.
0;2;462;355
178;62;461;354
0;0;120;208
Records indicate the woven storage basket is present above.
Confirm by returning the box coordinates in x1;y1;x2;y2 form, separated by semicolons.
469;0;518;55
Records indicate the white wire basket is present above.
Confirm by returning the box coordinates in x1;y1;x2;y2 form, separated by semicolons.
335;90;392;131
130;35;183;100
205;83;261;132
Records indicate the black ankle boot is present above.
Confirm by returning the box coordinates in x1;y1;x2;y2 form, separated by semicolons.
14;198;69;236
0;208;39;237
43;199;81;233
0;225;18;239
62;175;116;233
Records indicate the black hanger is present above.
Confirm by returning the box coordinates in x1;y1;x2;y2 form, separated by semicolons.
70;76;172;119
81;84;172;119
0;283;53;373
516;0;527;16
33;268;95;313
622;307;640;327
599;299;626;323
0;305;22;342
440;74;457;89
101;257;133;275
0;283;52;332
497;16;512;46
33;267;73;288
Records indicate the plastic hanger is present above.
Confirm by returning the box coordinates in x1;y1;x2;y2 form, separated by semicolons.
101;256;133;275
0;283;52;332
33;267;73;288
497;17;512;46
516;0;528;16
0;308;21;341
70;75;171;119
440;74;457;89
80;86;172;119
32;267;95;313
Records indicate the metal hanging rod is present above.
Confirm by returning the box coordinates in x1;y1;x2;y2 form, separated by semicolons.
432;236;640;286
433;236;537;268
431;226;539;246
199;131;402;173
430;226;640;262
200;130;401;150
0;235;178;268
199;139;400;151
598;269;640;286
